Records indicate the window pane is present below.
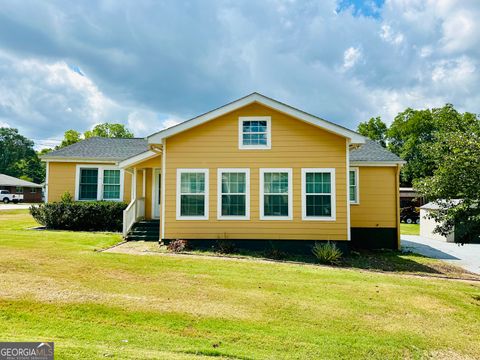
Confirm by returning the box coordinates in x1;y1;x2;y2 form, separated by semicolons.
104;170;120;185
181;173;205;194
306;172;331;194
222;195;246;216
242;120;268;146
180;195;205;216
350;185;356;202
264;172;288;194
264;194;289;216
349;170;356;186
79;169;98;200
306;194;331;217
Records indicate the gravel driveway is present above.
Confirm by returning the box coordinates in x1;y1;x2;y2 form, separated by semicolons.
402;235;480;274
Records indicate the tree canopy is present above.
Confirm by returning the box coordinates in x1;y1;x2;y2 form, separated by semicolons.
357;116;387;147
0;127;44;183
56;123;134;149
84;123;134;139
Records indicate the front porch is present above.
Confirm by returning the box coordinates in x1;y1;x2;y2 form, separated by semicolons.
120;150;163;240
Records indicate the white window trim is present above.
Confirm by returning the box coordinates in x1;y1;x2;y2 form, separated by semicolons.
259;168;293;220
349;167;360;205
75;164;124;201
217;168;250;220
301;168;336;221
176;168;209;220
238;116;272;150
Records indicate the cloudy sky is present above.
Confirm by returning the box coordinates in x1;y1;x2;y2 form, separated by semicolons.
0;0;479;149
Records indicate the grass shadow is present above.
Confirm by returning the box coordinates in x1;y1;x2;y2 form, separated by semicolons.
341;248;443;274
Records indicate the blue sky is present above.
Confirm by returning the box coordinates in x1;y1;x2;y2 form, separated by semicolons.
0;0;478;148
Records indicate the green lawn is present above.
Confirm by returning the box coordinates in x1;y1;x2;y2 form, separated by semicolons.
1;210;479;359
401;223;420;235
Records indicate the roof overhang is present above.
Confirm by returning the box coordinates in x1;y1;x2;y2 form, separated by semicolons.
148;93;366;144
0;183;43;188
41;157;118;164
349;161;406;167
118;150;160;169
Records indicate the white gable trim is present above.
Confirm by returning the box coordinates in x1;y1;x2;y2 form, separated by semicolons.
118;150;159;169
147;93;366;144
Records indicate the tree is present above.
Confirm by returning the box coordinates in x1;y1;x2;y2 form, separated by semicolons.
357;116;387;147
414;125;480;243
387;104;477;186
57;130;82;149
0;127;36;177
84;123;134;139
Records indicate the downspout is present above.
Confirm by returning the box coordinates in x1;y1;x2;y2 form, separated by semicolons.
396;164;401;249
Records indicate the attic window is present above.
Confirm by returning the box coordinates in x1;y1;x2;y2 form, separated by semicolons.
239;117;271;149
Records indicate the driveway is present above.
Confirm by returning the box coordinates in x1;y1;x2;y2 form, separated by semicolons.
402;235;480;274
0;203;32;211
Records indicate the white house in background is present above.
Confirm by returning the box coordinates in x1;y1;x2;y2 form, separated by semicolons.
420;200;461;242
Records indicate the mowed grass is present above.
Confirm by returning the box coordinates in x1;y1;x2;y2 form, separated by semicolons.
0;211;479;359
401;223;420;235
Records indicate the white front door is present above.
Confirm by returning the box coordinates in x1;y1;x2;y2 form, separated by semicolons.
153;169;161;218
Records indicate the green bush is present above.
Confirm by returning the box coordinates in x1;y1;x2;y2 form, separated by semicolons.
312;241;342;265
29;199;127;232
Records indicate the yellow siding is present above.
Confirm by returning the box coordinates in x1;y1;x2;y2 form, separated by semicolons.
47;162;77;202
162;102;348;241
47;162;131;203
350;166;397;228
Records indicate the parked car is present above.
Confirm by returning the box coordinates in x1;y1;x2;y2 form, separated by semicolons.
0;190;24;204
400;206;420;224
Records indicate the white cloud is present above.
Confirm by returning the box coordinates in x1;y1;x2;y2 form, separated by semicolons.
343;46;362;70
0;0;479;140
380;24;404;45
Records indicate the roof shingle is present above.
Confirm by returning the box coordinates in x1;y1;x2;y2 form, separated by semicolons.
349;139;403;162
42;137;149;161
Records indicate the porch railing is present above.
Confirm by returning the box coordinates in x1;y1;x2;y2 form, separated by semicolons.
122;197;145;237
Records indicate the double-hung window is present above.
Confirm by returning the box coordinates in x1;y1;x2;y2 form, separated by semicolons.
79;168;99;200
217;169;250;220
349;168;359;204
103;170;121;200
76;166;123;201
302;168;336;221
260;169;292;220
177;169;209;220
239;116;271;149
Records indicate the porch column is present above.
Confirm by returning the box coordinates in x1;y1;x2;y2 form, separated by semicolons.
142;169;146;198
132;168;137;200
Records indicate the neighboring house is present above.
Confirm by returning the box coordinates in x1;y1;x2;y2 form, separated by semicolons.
42;93;404;250
0;173;43;203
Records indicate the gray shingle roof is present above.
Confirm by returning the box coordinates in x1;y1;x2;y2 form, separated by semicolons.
42;137;149;161
41;136;402;164
0;173;42;187
349;139;403;162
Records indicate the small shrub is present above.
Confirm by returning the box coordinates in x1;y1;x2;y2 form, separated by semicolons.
29;201;127;232
60;191;73;203
167;239;187;252
312;241;342;265
216;240;235;254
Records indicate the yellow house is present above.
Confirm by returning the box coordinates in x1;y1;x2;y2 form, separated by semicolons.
42;93;404;251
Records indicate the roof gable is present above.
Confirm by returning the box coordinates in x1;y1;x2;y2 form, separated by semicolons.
148;93;365;144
